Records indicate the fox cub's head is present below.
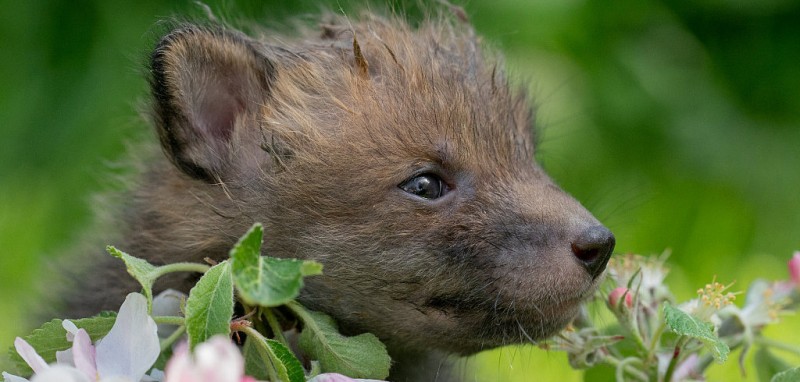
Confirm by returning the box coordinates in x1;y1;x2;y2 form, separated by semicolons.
148;13;614;354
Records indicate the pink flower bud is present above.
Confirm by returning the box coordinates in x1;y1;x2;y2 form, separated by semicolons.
609;287;633;309
789;251;800;286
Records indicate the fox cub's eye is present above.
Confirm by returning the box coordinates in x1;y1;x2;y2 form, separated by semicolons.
399;174;447;200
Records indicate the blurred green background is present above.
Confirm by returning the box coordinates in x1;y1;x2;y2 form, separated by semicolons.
1;0;799;380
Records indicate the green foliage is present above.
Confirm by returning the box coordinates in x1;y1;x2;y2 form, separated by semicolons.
4;223;392;380
107;246;210;311
541;253;800;381
243;336;270;380
664;303;730;363
184;261;234;348
7;314;116;376
243;334;305;382
771;367;800;382
756;347;794;382
230;224;323;307
107;246;158;307
265;339;305;382
295;305;391;379
181;223;386;379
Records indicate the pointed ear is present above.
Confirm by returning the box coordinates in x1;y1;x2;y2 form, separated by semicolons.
150;25;274;181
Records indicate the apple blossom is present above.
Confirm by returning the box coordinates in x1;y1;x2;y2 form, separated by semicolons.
607;253;670;305
306;373;386;382
163;336;248;382
151;289;186;338
718;278;792;332
789;251;800;287
608;287;633;309
677;278;736;329
3;293;160;382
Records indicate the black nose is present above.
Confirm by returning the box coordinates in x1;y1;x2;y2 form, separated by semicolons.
571;225;615;279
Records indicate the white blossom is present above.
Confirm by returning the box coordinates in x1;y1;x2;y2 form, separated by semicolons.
307;373;386;382
4;293;160;382
164;336;251;382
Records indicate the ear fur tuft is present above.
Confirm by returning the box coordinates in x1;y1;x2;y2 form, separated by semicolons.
150;25;274;181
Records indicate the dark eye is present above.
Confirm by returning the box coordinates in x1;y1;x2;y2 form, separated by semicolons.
399;174;447;200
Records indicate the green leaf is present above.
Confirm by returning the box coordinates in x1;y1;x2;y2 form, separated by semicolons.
7;314;116;376
771;366;800;382
663;303;729;363
185;261;234;348
756;347;793;382
243;334;305;382
296;306;390;379
243;336;271;380
266;339;305;382
230;223;323;307
107;246;158;306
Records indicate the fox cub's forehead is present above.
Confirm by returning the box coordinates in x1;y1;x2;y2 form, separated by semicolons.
262;16;535;161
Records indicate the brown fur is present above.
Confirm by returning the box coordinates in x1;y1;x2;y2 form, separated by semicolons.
62;9;614;381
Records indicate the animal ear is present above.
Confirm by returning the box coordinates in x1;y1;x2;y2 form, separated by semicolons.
150;25;273;181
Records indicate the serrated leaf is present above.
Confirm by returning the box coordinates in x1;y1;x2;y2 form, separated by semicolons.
756;347;793;382
107;246;158;305
243;336;304;382
297;308;390;379
231;223;323;307
185;261;234;349
771;366;800;382
267;339;305;382
664;303;729;362
7;314;116;376
243;337;270;380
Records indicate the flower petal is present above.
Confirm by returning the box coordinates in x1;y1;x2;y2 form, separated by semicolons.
72;329;98;380
98;377;136;382
14;338;48;374
789;251;800;286
95;293;160;381
30;365;90;382
163;342;196;382
608;287;633;309
192;337;244;382
163;337;249;382
63;320;80;342
56;348;74;366
2;371;31;382
151;289;186;339
307;373;386;382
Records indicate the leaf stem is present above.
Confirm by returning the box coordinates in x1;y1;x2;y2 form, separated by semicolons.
286;302;324;343
663;337;686;382
285;301;338;358
605;355;649;381
625;277;649;354
160;325;186;352
151;262;211;279
153;315;186;326
286;301;340;362
239;326;281;382
647;321;666;359
263;308;288;346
